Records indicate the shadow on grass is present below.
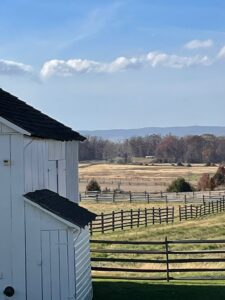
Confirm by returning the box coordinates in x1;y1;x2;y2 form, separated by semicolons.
93;280;225;300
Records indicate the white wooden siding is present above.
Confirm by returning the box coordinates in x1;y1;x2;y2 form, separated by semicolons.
0;134;26;300
48;140;65;161
24;138;69;198
74;228;93;300
25;203;76;300
24;138;49;193
0;135;12;298
66;141;79;203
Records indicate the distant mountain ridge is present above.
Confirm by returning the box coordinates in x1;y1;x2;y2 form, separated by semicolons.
80;126;225;140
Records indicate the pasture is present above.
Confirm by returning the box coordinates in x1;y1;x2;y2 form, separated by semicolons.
79;163;217;193
80;162;225;299
91;213;225;299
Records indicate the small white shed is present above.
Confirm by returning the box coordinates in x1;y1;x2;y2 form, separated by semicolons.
0;89;96;300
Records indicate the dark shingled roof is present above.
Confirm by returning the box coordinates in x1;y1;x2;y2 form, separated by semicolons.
0;88;86;141
24;189;96;228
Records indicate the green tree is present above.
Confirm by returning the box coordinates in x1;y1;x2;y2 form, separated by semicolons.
167;177;193;192
86;179;101;192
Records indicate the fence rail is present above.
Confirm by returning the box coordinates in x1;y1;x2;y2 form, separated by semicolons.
91;238;225;281
90;207;174;235
81;190;225;204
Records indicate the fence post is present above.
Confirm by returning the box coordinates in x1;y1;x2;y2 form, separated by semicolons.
165;195;168;205
90;221;93;236
129;191;132;203
147;193;150;204
185;205;187;220
179;206;181;221
190;204;193;219
101;213;104;234
113;191;115;203
184;194;187;205
203;195;205;205
166;206;169;224
165;236;170;282
79;193;82;202
112;211;115;232
195;206;198;218
159;208;162;224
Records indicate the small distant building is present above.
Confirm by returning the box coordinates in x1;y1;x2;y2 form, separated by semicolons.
0;89;96;300
145;156;155;159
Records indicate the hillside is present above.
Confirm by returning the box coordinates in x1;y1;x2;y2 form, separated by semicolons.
81;126;225;140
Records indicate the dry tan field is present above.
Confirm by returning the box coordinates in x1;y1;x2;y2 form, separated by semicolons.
79;163;218;193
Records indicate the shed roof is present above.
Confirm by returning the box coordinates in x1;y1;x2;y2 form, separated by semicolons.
24;189;96;228
0;88;85;141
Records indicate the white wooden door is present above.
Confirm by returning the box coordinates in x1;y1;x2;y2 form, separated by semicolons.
0;136;12;296
41;230;73;300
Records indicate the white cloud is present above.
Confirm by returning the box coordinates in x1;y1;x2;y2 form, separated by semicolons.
0;59;33;76
184;39;214;49
40;56;143;78
146;52;168;67
40;51;212;78
103;56;142;72
146;52;210;68
40;59;100;78
217;45;225;59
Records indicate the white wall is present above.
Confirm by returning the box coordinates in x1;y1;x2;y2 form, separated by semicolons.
74;227;93;300
25;202;76;300
66;141;79;203
24;138;79;202
0;133;26;300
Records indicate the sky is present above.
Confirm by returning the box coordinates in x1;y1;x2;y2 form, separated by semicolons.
0;0;225;130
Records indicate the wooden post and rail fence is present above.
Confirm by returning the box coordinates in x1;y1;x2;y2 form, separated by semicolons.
90;197;225;235
81;190;225;204
91;238;225;281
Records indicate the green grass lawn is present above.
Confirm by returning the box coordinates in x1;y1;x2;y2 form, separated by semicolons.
93;280;225;300
91;213;225;299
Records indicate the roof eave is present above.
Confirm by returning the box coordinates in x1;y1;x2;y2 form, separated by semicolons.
24;198;82;230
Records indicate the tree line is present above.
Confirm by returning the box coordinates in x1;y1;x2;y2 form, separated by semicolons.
79;134;225;163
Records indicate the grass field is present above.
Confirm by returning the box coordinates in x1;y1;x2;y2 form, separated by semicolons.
81;201;180;214
79;163;217;193
91;213;225;299
93;280;225;300
90;212;225;278
82;162;225;299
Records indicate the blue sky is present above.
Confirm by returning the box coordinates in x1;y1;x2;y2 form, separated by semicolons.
0;0;225;130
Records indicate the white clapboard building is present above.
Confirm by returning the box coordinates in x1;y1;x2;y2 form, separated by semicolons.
0;89;96;300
